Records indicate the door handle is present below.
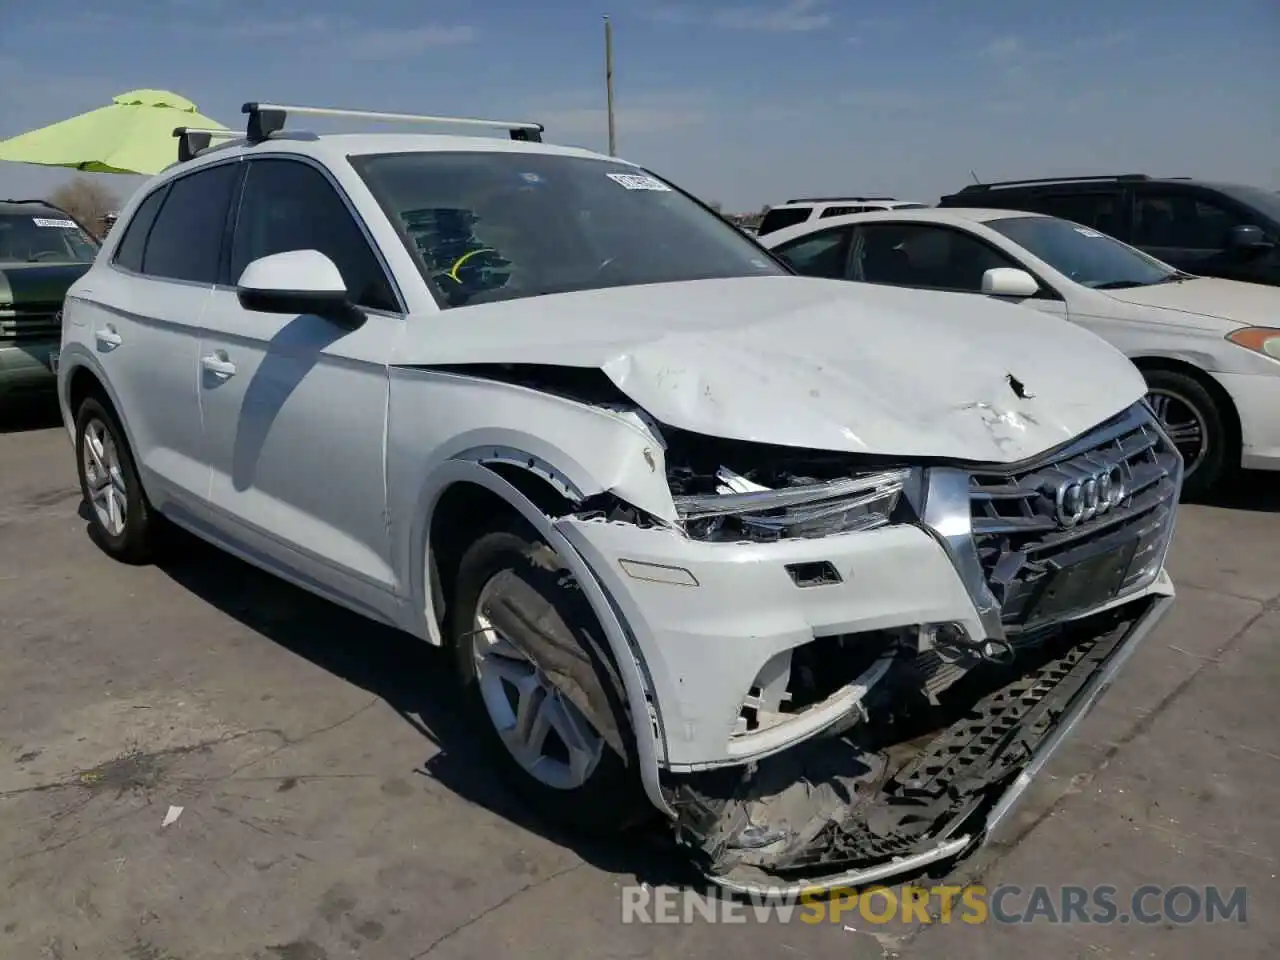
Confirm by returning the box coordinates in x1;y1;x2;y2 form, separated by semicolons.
94;326;122;349
201;353;237;379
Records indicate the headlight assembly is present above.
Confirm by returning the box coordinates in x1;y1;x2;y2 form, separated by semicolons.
1226;326;1280;361
674;466;911;542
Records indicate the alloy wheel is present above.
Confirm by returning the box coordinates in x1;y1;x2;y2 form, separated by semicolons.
471;578;604;790
82;418;128;537
1147;389;1209;477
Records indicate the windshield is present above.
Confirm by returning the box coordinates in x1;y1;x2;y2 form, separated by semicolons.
352;151;785;308
988;215;1177;289
0;212;99;264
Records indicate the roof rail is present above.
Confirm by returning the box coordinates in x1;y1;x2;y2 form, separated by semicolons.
240;102;545;145
956;174;1149;194
173;126;240;163
785;196;896;204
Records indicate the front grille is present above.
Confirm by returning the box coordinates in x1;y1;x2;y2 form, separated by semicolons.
968;405;1180;629
0;302;61;344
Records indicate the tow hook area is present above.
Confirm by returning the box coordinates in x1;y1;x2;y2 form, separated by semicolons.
663;599;1154;893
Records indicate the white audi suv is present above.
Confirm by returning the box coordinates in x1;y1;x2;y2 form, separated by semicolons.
56;103;1181;894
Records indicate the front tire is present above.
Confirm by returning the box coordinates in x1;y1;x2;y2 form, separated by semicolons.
74;396;159;564
1143;368;1234;500
450;524;646;834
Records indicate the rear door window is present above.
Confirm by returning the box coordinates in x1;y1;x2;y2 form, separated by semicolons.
757;207;812;236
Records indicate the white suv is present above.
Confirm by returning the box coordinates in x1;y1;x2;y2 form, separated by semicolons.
756;197;928;237
58;102;1180;894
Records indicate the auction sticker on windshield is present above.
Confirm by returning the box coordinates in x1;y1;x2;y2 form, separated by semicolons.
1073;227;1105;238
607;173;672;192
32;217;78;228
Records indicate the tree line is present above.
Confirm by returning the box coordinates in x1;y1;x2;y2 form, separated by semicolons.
44;177;120;238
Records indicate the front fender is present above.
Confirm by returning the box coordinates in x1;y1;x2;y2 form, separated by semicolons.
403;458;673;816
387;366;676;521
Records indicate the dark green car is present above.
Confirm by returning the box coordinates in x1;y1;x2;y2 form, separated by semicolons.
0;200;100;403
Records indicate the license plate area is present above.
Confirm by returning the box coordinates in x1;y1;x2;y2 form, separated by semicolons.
1026;539;1139;623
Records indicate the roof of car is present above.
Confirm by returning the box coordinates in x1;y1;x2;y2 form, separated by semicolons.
942;175;1259;198
768;198;920;209
166;131;625;178
757;206;1048;245
0;199;63;216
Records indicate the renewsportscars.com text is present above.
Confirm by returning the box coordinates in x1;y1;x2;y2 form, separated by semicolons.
621;883;1248;926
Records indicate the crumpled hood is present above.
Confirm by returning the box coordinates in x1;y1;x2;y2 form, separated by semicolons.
401;276;1146;462
1103;276;1280;327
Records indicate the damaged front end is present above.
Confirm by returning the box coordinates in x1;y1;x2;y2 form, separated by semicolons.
665;597;1171;894
653;402;1181;893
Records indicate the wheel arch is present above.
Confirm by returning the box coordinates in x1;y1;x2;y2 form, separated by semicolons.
1132;354;1243;463
66;361;109;418
61;353;147;459
416;457;673;816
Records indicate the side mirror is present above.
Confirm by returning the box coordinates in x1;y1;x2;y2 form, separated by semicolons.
1227;224;1272;251
982;267;1040;298
236;250;363;328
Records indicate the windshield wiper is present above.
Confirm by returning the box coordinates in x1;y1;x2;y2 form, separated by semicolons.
1093;280;1147;290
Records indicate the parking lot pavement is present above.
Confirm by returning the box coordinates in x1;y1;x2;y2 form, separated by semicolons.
1;403;1277;960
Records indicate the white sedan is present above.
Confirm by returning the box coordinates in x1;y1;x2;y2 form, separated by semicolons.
761;207;1280;496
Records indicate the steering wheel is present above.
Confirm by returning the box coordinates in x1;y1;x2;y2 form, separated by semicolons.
446;247;496;282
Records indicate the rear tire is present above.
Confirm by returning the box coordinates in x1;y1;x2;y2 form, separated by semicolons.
1142;368;1234;500
74;396;160;564
450;523;647;835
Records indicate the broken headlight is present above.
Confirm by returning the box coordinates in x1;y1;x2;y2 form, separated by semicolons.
674;466;912;542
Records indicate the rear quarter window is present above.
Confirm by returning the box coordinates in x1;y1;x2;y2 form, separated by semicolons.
819;205;868;218
111;186;169;272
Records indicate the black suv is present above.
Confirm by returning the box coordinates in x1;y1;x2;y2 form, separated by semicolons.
938;175;1280;287
1;200;100;403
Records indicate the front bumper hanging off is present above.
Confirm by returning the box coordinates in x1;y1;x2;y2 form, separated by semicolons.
667;592;1174;896
558;401;1180;893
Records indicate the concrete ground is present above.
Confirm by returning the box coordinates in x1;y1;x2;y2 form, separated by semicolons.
1;399;1276;960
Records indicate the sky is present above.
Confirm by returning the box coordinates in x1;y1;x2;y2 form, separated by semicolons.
1;0;1277;212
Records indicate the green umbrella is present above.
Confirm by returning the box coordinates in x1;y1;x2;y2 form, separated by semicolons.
0;89;228;176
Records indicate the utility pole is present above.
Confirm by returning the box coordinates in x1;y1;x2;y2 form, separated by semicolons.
604;15;616;155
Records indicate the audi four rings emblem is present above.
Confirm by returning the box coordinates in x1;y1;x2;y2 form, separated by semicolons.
1053;463;1126;527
